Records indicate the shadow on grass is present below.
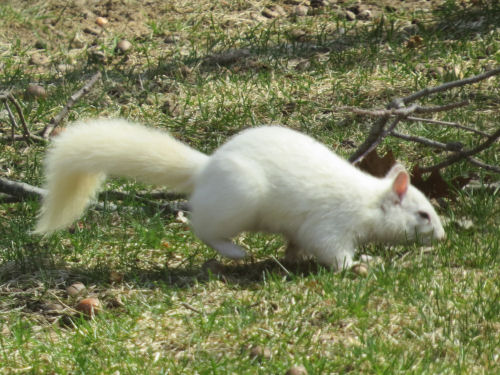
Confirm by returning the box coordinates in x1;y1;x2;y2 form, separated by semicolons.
0;254;325;324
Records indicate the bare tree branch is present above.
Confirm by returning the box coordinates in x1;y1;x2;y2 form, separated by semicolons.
345;67;500;173
418;127;500;173
389;66;500;108
2;99;17;141
343;100;469;117
466;157;500;173
350;116;402;164
390;131;450;150
404;116;490;137
412;100;469;114
40;71;102;139
6;93;31;142
348;114;390;163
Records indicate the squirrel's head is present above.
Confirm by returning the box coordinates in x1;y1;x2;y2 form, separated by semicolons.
376;164;446;245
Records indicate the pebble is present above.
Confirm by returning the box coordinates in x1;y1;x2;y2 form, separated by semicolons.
295;5;308;16
286;365;308;375
116;39;132;53
66;282;87;297
25;84;47;98
345;10;356;21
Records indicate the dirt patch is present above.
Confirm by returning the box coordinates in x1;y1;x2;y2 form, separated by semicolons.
2;0;448;55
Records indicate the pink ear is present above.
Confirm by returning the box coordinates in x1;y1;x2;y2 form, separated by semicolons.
392;171;409;200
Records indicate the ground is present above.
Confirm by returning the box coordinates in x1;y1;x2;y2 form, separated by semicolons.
0;0;499;374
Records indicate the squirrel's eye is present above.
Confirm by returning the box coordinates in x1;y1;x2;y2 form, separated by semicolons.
418;211;430;220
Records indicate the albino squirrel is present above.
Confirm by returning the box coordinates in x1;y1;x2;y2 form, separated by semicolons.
35;119;445;270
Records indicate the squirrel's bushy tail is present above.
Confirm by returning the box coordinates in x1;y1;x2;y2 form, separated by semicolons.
34;119;209;234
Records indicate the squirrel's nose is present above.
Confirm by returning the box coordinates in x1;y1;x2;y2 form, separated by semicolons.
434;223;446;241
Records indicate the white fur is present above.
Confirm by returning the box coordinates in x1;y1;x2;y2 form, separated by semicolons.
35;119;445;269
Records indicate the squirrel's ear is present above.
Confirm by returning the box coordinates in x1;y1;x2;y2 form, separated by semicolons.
392;170;409;201
385;163;407;179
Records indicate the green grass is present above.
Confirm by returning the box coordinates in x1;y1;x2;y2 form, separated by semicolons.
1;0;499;373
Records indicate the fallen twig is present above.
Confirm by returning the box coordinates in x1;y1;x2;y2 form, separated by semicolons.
0;177;188;217
1;92;32;143
0;177;46;200
180;302;203;314
0;133;47;143
40;71;102;139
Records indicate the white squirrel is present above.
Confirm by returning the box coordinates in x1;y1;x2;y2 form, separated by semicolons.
34;119;445;270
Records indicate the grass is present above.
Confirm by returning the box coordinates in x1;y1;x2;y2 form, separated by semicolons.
0;0;499;373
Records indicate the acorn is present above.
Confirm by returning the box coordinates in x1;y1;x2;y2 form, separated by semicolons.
76;297;101;317
96;17;108;27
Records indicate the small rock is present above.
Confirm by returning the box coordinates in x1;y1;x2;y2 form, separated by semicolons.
109;271;124;284
83;26;100;36
310;0;327;8
289;29;307;41
29;53;50;66
164;34;180;44
66;282;87;297
272;5;287;16
428;66;444;78
345;10;356;21
347;3;362;14
116;39;132;53
351;263;368;277
454;217;474;230
88;48;106;63
294;5;308;16
357;9;372;20
249;345;271;360
286;365;308;375
70;34;86;48
56;64;72;73
262;5;286;18
414;63;426;72
34;40;47;49
179;64;192;77
25;84;47;99
335;27;346;35
406;35;423;49
107;294;125;308
41;303;65;314
402;23;419;36
262;8;280;18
